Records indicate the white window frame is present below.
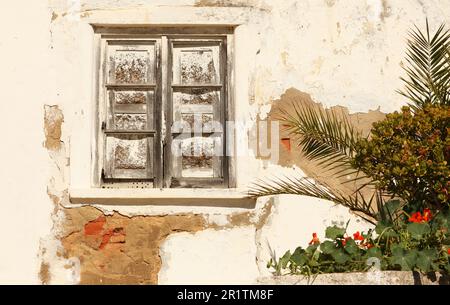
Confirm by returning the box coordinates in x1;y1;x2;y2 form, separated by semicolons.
91;26;236;190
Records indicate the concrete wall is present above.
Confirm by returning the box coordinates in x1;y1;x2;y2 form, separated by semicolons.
0;0;449;284
258;271;449;285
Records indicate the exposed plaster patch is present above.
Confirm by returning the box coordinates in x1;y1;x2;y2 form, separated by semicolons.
229;199;273;230
264;88;385;202
380;0;392;20
51;11;58;22
80;11;92;18
60;199;277;284
280;51;289;68
39;262;50;285
205;214;230;227
254;199;275;275
44;105;63;151
195;0;254;8
61;206;206;284
312;56;325;75
325;0;336;7
38;236;81;284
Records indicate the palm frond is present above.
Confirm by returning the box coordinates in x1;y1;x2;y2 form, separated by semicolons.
278;102;362;175
248;175;378;224
398;20;450;110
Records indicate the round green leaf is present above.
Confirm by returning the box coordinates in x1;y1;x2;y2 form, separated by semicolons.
325;226;346;239
320;241;336;255
389;247;417;271
280;250;291;269
407;223;431;239
344;239;359;256
290;247;307;267
416;249;438;272
306;243;319;254
331;250;351;264
366;247;382;259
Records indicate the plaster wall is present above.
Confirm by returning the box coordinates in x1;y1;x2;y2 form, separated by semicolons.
0;0;448;284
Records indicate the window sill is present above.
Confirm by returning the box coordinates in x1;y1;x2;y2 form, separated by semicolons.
69;188;256;208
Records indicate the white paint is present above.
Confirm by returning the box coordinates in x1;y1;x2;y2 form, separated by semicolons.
159;227;260;284
366;0;384;23
257;195;374;277
38;236;81;284
158;194;373;283
205;214;231;227
0;0;54;284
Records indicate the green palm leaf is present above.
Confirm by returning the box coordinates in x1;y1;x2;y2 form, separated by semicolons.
248;176;378;224
277;102;362;176
398;20;450;110
249;102;376;221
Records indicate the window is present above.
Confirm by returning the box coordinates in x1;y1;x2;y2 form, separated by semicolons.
95;28;233;189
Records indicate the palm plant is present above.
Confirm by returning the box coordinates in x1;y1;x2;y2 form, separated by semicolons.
249;21;450;223
249;103;381;224
398;20;450;110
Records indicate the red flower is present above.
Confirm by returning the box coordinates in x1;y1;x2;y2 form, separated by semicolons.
309;233;320;245
422;209;432;222
409;209;433;223
365;243;374;249
353;231;365;241
341;237;351;246
409;212;423;223
447;248;450;255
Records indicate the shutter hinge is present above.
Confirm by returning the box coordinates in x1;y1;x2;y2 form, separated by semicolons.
101;168;105;180
101;121;106;131
156;46;160;70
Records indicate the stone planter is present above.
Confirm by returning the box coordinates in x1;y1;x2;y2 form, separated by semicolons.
258;271;449;285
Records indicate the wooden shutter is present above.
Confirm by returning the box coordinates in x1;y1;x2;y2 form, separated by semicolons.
167;39;227;187
103;40;159;180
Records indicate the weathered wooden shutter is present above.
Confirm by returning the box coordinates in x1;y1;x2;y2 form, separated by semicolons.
167;39;226;187
103;40;158;180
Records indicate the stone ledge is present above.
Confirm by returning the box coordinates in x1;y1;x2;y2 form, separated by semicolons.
257;271;449;285
69;188;256;208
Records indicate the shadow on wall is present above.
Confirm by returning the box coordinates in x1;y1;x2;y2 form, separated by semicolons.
264;88;386;201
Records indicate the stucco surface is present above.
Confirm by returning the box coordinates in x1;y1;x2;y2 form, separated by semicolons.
1;0;449;284
159;228;260;284
258;271;449;285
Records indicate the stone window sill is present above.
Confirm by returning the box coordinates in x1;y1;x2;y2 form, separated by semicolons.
69;188;256;208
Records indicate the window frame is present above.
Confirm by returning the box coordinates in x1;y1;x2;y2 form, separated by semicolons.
93;27;235;189
164;36;228;188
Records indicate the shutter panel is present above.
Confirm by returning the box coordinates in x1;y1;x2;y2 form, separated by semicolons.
103;40;157;180
169;40;225;184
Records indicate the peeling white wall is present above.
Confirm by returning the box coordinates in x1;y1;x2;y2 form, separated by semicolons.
0;0;54;284
158;195;373;284
0;0;449;284
256;195;374;278
159;227;260;284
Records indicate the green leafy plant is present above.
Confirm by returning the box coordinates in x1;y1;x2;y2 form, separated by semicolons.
249;103;381;224
268;204;450;276
352;104;450;211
